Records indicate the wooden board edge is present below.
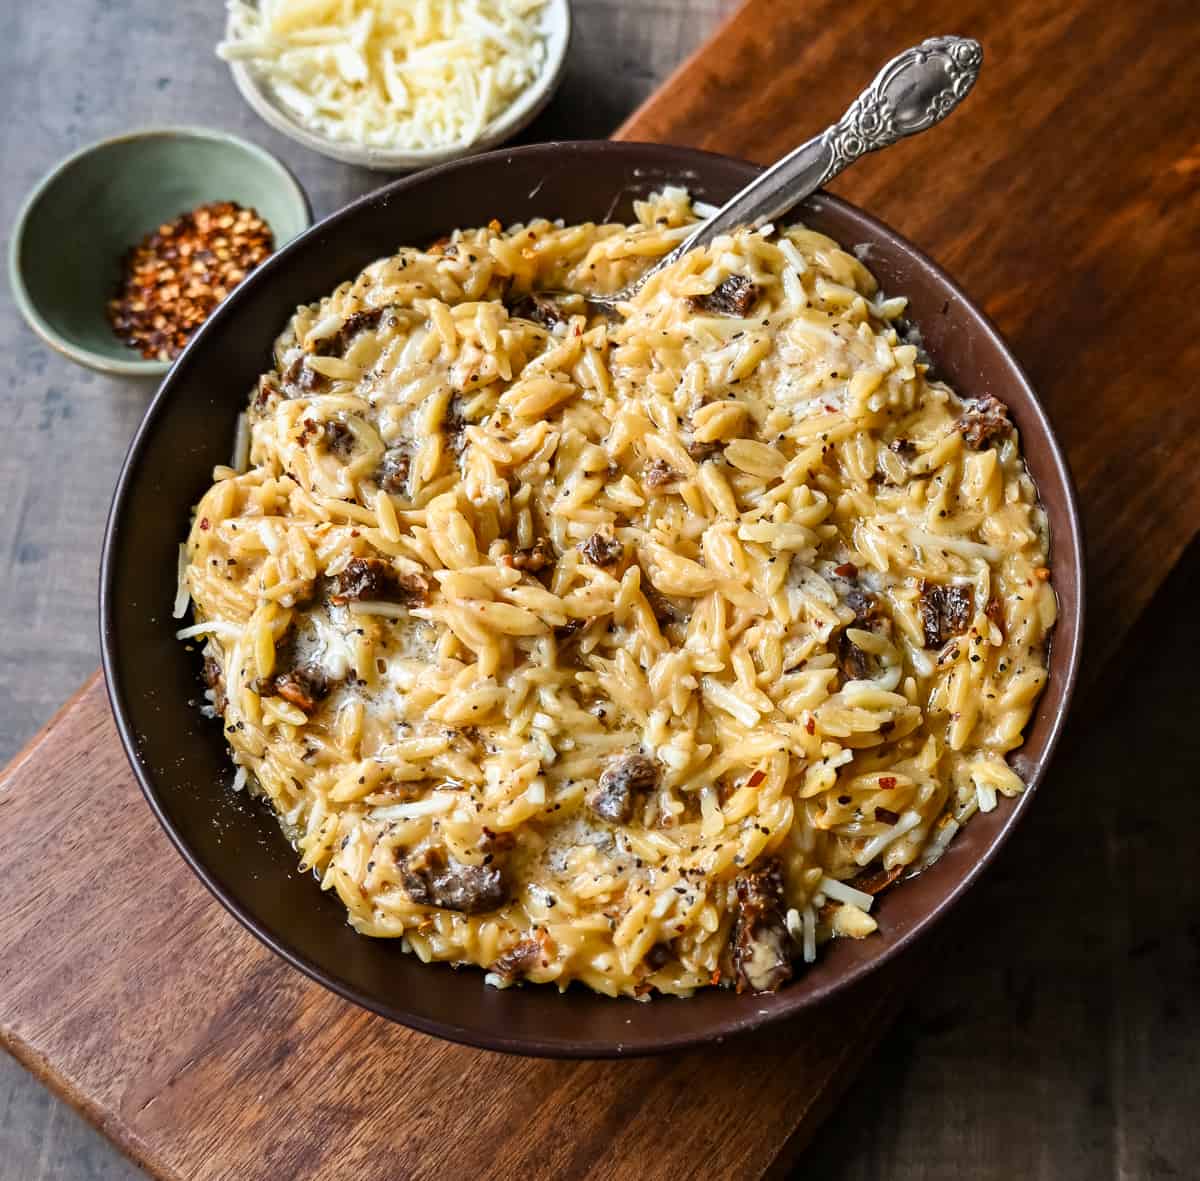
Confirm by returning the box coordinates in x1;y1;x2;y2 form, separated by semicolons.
612;0;753;142
0;1032;182;1181
0;675;176;1180
761;991;908;1178
0;671;103;792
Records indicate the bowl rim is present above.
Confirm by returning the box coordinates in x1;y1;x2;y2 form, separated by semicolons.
8;124;313;378
225;0;572;172
100;140;1085;1057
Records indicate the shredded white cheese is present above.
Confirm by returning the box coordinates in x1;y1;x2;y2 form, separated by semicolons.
232;411;251;474
218;0;549;151
817;875;875;913
173;544;191;620
854;809;923;867
175;620;242;641
370;792;458;820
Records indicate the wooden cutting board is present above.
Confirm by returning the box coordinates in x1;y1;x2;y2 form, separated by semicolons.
2;1;1198;1177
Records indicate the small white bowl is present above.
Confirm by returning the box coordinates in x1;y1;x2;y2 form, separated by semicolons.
225;0;572;172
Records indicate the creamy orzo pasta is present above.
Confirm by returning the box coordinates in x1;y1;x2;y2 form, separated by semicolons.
178;189;1055;997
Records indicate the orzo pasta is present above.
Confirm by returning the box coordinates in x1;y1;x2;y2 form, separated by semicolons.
178;189;1055;997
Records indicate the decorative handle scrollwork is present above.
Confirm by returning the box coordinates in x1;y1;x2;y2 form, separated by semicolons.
823;37;983;180
651;37;983;285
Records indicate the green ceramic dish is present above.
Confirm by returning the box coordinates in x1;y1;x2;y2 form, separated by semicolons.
9;126;311;378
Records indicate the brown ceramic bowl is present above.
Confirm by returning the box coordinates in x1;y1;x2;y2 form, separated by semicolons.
100;141;1084;1057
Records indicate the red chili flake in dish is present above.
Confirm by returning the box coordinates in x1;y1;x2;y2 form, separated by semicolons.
107;201;274;361
878;776;897;790
805;717;815;735
833;562;859;578
199;517;210;530
747;769;766;788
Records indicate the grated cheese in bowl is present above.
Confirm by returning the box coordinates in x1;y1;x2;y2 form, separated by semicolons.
218;0;554;158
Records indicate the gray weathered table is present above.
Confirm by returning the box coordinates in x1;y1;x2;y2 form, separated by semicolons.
0;2;729;1175
3;2;1198;1178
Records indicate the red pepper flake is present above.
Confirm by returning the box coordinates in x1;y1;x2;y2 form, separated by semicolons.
199;517;210;531
805;717;815;735
833;562;858;578
107;201;274;360
1034;566;1051;581
878;776;897;790
710;969;721;986
747;769;766;788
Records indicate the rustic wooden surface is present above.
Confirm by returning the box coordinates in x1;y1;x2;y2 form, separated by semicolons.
802;543;1200;1181
0;0;728;765
623;0;1200;677
0;675;923;1181
2;0;1199;1176
4;562;1200;1181
0;0;729;1176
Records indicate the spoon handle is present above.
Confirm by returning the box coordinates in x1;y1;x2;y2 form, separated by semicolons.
658;36;983;269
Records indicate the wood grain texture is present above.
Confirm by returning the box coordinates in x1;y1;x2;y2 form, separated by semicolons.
800;540;1200;1181
0;0;731;769
620;0;1200;678
4;0;1200;1177
0;676;912;1181
5;568;1200;1181
0;0;729;1176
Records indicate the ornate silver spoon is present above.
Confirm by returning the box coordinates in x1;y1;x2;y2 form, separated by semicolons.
542;35;983;313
